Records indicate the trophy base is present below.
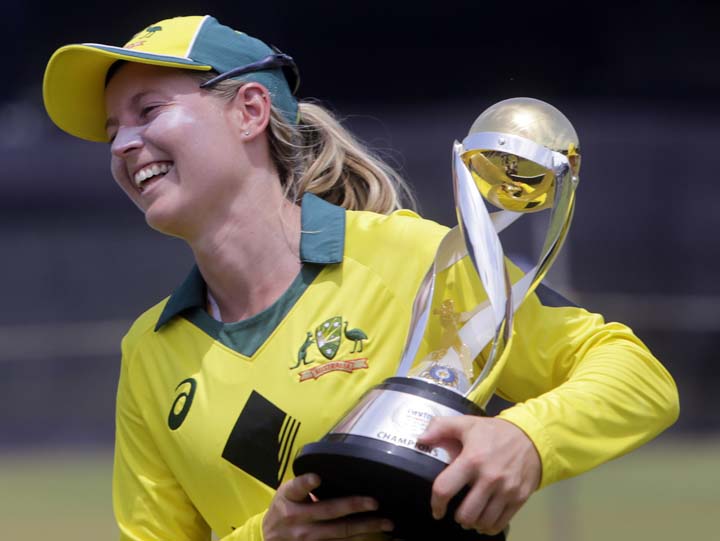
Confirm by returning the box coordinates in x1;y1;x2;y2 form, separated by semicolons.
294;378;504;540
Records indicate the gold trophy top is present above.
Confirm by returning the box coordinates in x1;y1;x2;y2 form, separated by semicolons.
463;97;581;213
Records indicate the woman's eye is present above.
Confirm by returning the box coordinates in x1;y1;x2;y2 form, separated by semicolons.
140;104;160;117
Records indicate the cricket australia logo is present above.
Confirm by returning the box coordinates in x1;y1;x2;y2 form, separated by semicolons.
125;25;163;49
291;316;369;381
316;316;342;359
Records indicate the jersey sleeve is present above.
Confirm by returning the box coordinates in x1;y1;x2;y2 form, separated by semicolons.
114;334;212;541
493;270;680;489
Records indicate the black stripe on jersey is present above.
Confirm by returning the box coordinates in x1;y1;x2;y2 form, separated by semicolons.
278;417;300;485
277;416;295;471
222;391;301;489
534;283;579;308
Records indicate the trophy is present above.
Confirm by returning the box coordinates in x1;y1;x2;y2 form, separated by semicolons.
294;98;581;539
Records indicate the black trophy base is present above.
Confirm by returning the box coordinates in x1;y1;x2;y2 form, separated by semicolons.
293;378;505;540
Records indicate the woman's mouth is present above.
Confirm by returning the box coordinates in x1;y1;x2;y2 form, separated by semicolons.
133;162;173;192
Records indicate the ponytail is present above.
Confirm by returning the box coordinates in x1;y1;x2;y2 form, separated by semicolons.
268;102;417;214
197;73;416;214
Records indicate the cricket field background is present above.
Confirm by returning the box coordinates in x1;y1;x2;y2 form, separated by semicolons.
1;436;717;540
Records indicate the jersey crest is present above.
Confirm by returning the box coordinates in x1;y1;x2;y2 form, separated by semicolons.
315;316;342;359
292;316;370;381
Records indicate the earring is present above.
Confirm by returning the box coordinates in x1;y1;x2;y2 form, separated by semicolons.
244;131;250;136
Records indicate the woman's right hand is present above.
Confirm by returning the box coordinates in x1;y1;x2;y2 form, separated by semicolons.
263;473;394;541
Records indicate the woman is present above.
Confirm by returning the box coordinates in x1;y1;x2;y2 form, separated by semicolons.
43;15;678;541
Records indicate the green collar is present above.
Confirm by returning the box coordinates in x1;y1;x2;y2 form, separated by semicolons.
154;193;345;331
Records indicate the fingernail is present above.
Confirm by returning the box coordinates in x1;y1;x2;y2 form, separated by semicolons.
381;520;394;531
364;498;378;511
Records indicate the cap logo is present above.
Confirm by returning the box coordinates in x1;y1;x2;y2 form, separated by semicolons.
125;25;163;50
131;25;163;40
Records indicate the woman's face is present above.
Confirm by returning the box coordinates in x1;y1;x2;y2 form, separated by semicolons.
105;63;248;237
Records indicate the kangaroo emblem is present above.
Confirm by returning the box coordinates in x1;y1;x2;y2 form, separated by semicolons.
291;332;314;369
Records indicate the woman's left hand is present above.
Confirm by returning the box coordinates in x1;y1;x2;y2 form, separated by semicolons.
417;416;542;536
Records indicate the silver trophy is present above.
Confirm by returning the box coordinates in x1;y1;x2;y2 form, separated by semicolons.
294;98;581;540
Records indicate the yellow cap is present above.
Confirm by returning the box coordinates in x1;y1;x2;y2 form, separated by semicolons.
43;15;299;142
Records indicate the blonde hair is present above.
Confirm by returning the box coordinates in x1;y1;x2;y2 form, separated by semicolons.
200;76;417;214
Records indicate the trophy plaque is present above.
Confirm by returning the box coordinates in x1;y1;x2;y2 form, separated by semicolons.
294;98;581;540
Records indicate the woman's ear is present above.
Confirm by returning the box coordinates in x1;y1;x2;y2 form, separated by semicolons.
229;82;272;139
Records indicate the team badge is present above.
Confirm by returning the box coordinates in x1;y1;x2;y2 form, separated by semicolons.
126;25;162;49
315;316;342;359
292;316;370;381
131;25;162;40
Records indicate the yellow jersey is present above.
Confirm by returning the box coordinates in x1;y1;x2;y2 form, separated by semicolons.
113;194;678;540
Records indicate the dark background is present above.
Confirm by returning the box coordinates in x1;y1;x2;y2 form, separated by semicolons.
1;1;718;447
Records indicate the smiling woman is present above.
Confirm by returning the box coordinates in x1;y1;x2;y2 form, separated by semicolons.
42;13;678;541
104;62;266;237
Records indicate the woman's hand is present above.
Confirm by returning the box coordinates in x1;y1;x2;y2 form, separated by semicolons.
417;416;541;536
263;473;394;541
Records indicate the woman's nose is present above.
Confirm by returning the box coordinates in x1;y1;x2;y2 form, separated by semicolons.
110;125;144;157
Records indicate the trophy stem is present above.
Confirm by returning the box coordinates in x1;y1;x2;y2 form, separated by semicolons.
465;177;576;403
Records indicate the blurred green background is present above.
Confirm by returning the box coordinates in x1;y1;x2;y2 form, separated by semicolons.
2;437;717;539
